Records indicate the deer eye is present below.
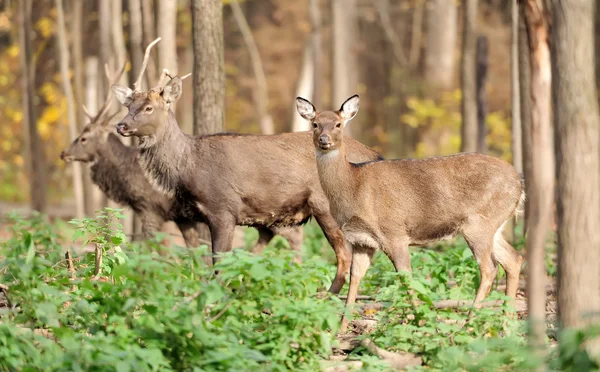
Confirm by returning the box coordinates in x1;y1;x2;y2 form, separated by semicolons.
335;123;342;128
312;122;318;129
80;137;87;143
145;106;153;112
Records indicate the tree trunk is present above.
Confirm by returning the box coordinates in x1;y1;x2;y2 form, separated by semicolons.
84;56;104;213
56;0;85;219
409;0;425;67
230;0;274;135
71;0;94;216
475;35;488;154
309;0;322;108
518;6;533;228
522;0;554;352
550;0;600;331
18;0;47;213
511;0;523;174
424;0;457;90
508;0;522;243
292;42;314;132
141;0;158;87
331;0;358;136
460;0;478;153
191;0;225;135
98;0;111;209
157;0;177;113
129;0;145;88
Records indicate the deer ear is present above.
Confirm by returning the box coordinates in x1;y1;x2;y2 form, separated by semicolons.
161;77;183;105
111;85;134;106
296;97;316;121
340;94;359;122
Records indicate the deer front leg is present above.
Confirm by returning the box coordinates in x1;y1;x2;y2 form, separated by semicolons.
315;213;351;294
341;245;374;333
208;214;236;266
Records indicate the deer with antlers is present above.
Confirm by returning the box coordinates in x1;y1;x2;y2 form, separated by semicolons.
111;38;383;292
60;57;301;260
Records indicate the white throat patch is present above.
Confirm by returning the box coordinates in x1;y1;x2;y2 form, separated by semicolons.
316;149;340;162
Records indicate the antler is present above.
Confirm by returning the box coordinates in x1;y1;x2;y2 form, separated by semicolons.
151;68;192;92
134;37;161;92
81;61;127;123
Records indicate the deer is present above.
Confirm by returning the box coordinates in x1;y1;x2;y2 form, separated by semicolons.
111;38;383;293
296;94;525;332
60;61;302;263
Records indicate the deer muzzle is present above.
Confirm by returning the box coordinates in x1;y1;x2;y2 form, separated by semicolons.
116;122;136;137
318;134;333;150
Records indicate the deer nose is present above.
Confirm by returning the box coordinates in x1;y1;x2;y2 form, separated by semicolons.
59;151;66;160
319;134;330;146
116;122;128;135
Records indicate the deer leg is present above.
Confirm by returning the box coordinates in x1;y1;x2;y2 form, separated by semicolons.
208;215;236;266
314;213;351;294
341;245;374;333
462;223;498;305
385;237;411;273
273;226;304;264
176;220;201;248
252;227;275;255
492;228;523;299
140;212;164;241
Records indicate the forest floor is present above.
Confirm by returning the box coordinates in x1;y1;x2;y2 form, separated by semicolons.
0;210;562;371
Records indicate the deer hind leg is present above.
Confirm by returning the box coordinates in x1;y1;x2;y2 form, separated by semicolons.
273;226;304;264
384;236;411;274
252;227;275;255
492;224;523;299
341;245;374;333
462;221;498;304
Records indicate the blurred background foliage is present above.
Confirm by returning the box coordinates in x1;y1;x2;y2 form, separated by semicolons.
0;0;523;206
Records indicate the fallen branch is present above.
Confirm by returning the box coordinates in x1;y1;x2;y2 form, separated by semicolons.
361;338;422;369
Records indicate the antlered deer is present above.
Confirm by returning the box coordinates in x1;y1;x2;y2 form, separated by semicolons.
112;38;382;293
60;61;301;261
296;94;524;331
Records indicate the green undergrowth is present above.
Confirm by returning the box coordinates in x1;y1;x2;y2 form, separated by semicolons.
0;210;596;371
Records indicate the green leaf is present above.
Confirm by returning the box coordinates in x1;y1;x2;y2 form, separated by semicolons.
25;233;35;264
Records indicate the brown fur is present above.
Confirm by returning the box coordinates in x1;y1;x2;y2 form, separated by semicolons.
297;95;524;331
60;115;304;260
112;78;383;293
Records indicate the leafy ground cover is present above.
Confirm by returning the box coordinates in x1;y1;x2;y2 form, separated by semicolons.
0;209;597;371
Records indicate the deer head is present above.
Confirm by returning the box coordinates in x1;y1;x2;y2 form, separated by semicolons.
60;62;126;163
112;38;190;139
296;94;359;154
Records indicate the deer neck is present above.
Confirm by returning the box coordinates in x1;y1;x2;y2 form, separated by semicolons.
315;144;356;223
137;111;193;198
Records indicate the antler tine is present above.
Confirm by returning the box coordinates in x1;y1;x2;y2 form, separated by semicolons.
180;73;192;80
81;104;94;121
152;68;170;91
95;61;128;121
134;37;161;91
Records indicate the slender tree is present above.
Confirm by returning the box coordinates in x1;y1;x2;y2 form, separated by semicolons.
191;0;225;135
291;42;314;132
331;0;358;136
460;0;478;153
18;0;47;213
550;0;600;331
56;0;85;219
522;0;554;352
141;0;158;87
309;0;322;108
157;0;177;75
230;0;274;134
425;0;457;91
475;35;488;154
